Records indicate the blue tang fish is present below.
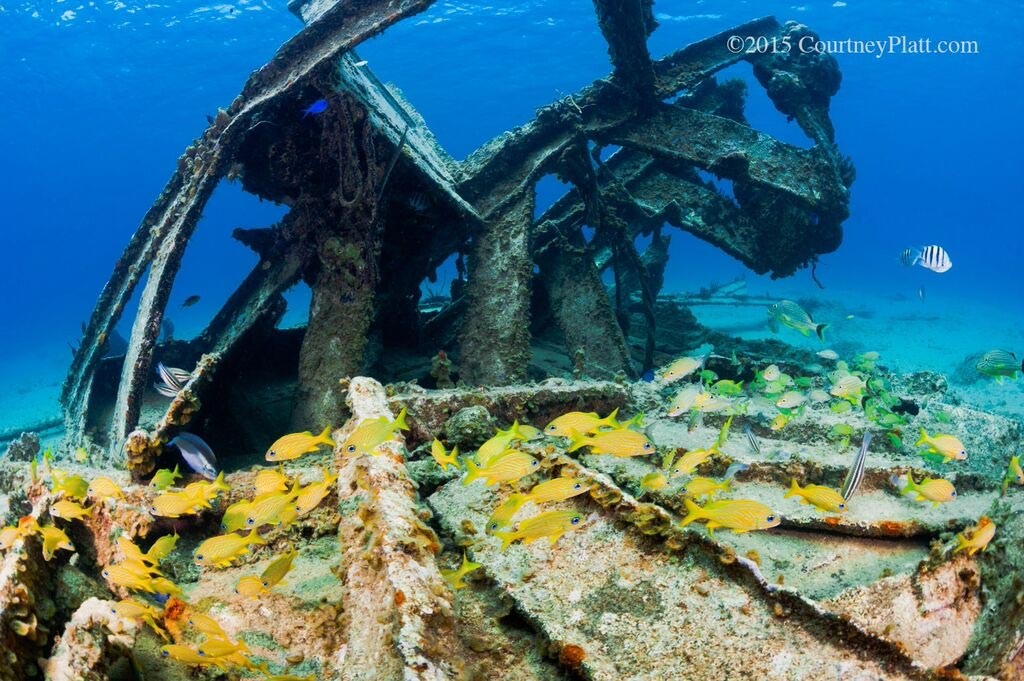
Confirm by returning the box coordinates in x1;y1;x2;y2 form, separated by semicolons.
302;99;328;118
168;432;218;480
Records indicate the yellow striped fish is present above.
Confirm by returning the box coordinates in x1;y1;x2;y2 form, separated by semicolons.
194;529;265;569
785;478;847;513
567;429;654;458
493;509;586;551
681;498;780;535
463;450;540;486
295;467;339;516
523;477;590;504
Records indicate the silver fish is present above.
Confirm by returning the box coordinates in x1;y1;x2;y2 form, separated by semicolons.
840;432;871;500
744;425;761;457
169;432;217;480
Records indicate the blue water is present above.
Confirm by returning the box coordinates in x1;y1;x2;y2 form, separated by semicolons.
1;0;1021;430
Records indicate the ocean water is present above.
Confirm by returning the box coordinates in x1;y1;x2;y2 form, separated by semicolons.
0;0;1021;436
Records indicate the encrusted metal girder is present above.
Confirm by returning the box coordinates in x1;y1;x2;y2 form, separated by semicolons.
592;0;658;101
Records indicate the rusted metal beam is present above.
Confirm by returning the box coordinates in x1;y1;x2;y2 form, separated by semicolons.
459;191;536;386
456;17;786;220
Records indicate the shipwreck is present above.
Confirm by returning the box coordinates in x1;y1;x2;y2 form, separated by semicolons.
0;1;1018;680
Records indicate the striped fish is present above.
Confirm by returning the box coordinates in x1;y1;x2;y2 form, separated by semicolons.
975;350;1023;380
154;362;191;398
744;424;762;457
901;245;951;273
840;432;871;500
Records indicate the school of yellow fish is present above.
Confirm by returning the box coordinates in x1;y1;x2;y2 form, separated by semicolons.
2;346;1018;676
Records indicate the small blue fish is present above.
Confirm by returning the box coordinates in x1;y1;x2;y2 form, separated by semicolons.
302;99;328;118
168;433;217;480
641;369;655;383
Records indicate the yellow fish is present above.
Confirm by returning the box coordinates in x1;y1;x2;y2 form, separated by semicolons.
494;509;585;551
0;516;40;550
39;526;74;561
160;645;218;665
339;409;408;457
681;498;780;535
915;428;967;463
684;476;731;501
953;516;996;556
463;450;540;486
255;466;289;496
113;598;162;620
146;533;179;564
770;414;790;432
116;536;154;566
295;467;339;516
516;424;542;440
265;426;335;462
486;494;528;534
188;612;229;639
430;440;461;472
52;472;89;501
900;473;956;507
476;422;530;465
149;465;182;491
246;483;301;528
195;529;266;568
543;410;619;437
440;552;482;589
1003;455;1024;495
102;565;157;593
221;499;253;532
150;490;204;518
259;549;297;589
670;447;716;477
658;356;704;383
87;476;125;501
639;472;668;495
761;364;781;382
184;471;230;505
113;599;167;640
198;637;251;658
235;575;266;598
51;499;92;521
1009;456;1024;484
567;429;654;458
785;478;846;513
524;477;590;504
